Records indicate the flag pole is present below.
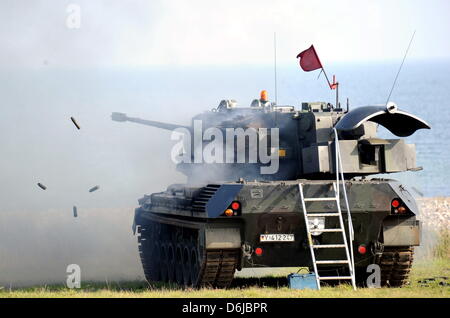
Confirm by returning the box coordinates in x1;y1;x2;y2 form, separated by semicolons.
321;69;339;108
336;81;339;109
310;45;333;89
321;68;333;88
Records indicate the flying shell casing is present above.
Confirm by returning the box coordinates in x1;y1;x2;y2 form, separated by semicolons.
70;117;80;130
89;185;100;193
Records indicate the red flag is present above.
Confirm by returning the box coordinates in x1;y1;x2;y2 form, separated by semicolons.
296;45;322;72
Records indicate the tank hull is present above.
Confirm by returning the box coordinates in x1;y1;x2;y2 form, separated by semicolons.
135;178;419;287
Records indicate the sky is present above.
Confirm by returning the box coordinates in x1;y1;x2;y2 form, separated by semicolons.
0;0;449;68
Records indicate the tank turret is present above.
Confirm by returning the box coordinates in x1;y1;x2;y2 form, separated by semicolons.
112;96;429;183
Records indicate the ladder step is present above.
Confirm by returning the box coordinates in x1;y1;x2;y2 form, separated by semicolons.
316;260;349;264
310;229;343;233
312;244;346;248
319;276;353;280
304;197;337;202
306;213;340;217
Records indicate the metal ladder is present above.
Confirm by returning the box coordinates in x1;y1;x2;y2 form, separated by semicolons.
298;128;356;290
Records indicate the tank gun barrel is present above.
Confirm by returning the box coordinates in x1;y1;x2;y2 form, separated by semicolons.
111;112;190;131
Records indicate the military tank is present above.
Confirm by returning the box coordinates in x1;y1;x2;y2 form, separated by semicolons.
112;91;430;288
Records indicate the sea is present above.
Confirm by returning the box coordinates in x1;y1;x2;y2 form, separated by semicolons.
1;60;449;211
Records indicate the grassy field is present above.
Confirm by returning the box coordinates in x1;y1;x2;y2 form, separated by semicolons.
0;257;448;298
1;228;449;298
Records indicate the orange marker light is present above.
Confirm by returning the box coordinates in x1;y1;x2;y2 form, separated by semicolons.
397;206;407;214
224;209;234;216
260;90;268;102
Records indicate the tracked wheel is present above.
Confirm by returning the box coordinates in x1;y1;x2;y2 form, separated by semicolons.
182;244;192;286
167;242;176;283
152;241;161;282
190;244;200;286
137;215;239;288
355;246;415;287
175;244;184;285
379;246;414;287
160;244;168;282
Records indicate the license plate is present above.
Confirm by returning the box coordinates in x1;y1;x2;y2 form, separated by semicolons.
260;234;295;242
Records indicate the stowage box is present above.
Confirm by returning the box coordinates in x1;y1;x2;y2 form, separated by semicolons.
287;273;319;290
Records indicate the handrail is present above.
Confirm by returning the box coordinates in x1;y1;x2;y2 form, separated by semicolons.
333;128;356;281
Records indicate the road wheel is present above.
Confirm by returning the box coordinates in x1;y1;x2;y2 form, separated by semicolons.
167;242;176;283
175;244;184;285
182;244;192;286
160;244;169;282
190;245;201;286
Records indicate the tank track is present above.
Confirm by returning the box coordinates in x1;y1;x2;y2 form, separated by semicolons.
378;246;414;287
353;246;415;288
197;249;240;288
137;219;239;288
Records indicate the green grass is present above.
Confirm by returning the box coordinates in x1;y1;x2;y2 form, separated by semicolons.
1;258;449;298
433;229;450;259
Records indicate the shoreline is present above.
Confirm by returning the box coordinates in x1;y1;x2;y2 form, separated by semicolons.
416;197;450;230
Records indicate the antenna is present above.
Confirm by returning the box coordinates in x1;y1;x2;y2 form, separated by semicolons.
385;30;416;106
274;32;278;105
